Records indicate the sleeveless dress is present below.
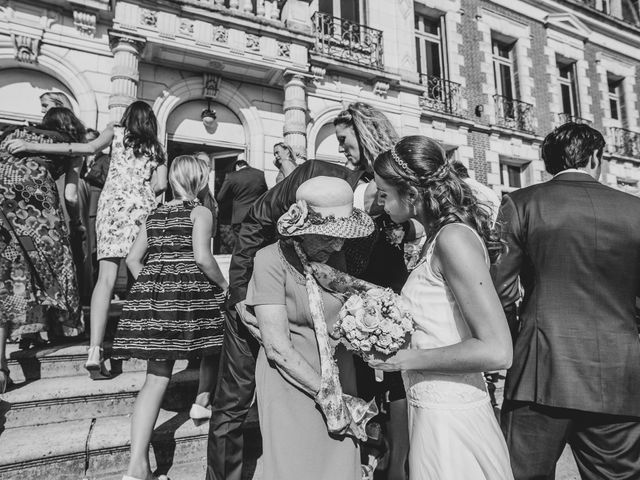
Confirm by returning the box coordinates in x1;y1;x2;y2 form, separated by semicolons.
400;223;513;479
0;126;81;339
111;201;225;360
96;126;159;260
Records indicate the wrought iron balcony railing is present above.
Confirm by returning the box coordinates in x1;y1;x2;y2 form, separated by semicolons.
494;95;535;132
311;12;384;69
558;113;593;126
419;74;464;116
607;126;640;158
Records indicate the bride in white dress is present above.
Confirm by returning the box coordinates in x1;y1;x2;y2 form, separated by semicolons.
369;136;514;479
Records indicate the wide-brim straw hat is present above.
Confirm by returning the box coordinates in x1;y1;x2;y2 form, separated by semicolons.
277;176;374;239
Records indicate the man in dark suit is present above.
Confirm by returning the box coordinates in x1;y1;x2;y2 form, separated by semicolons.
206;159;374;480
216;158;268;243
493;123;640;479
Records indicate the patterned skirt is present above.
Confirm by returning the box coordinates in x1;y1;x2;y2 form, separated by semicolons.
112;253;225;360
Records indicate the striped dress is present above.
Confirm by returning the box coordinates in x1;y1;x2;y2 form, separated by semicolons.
112;201;225;360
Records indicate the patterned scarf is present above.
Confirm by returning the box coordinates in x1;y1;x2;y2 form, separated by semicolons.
294;243;377;441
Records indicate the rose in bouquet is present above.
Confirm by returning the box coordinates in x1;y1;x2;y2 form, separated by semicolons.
332;287;414;360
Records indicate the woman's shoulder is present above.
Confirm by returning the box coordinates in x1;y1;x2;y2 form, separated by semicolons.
256;242;281;262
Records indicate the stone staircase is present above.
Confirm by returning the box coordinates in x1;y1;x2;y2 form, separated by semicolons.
0;339;262;480
0;253;262;480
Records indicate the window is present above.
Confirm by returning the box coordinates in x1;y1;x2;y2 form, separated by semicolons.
319;0;360;22
415;14;445;81
608;75;624;123
501;163;522;189
600;0;611;14
558;61;580;117
492;39;516;100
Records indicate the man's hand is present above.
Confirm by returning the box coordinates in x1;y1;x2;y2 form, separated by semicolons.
235;300;262;343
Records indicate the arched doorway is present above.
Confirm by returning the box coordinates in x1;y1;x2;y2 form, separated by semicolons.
166;100;247;254
0;68;79;126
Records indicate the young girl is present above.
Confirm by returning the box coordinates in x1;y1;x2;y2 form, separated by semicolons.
112;155;228;480
6;101;168;379
370;135;513;479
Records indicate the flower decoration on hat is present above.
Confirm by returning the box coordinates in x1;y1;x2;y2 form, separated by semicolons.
279;200;310;235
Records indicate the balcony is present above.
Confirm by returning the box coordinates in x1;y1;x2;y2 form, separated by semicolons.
419;74;464;117
494;95;535;133
311;12;383;69
607;126;640;158
558;113;593;126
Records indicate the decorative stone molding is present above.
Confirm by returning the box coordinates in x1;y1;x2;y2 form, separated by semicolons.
277;41;290;58
213;25;228;43
73;11;97;37
203;73;222;98
373;80;390;98
179;19;194;36
310;65;326;81
246;34;260;51
140;9;157;27
12;34;40;63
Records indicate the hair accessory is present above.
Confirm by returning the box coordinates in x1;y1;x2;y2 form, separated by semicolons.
391;147;415;176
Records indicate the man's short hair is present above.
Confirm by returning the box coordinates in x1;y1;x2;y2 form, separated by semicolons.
235;159;249;170
542;123;606;175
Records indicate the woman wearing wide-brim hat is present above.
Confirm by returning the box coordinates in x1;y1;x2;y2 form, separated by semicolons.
245;176;376;480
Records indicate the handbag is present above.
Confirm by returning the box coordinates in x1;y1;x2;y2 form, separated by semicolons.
84;151;111;188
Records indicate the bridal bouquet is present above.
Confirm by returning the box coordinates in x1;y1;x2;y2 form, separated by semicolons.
332;288;414;359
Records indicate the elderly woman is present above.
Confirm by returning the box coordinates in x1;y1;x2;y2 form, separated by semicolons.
246;176;376;480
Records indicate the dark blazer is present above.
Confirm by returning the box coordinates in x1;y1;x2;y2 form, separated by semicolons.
228;160;366;306
216;166;268;226
493;172;640;417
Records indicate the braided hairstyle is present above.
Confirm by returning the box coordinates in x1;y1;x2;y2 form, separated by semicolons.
334;102;399;173
373;135;503;263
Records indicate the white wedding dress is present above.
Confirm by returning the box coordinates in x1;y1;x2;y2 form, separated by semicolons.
400;223;514;479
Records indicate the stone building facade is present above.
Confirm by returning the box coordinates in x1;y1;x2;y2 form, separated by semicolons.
1;0;640;194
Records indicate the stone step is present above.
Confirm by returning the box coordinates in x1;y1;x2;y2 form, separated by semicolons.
0;409;261;480
5;341;149;383
0;365;194;429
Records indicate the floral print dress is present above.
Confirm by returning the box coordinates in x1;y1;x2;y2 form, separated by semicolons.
0;126;81;338
96;127;159;260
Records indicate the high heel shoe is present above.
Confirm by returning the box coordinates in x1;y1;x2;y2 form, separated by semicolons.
189;403;212;420
85;346;111;380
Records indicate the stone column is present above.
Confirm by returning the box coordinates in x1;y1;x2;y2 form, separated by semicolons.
108;32;145;122
283;72;308;160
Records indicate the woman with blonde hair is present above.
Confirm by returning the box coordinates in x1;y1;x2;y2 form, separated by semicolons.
273;141;298;183
112;155;228;480
40;91;73;114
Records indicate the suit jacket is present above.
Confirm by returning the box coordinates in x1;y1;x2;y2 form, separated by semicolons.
493;172;640;417
228;160;366;306
216;166;268;225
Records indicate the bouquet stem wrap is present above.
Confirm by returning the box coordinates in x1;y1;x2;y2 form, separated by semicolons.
294;243;377;441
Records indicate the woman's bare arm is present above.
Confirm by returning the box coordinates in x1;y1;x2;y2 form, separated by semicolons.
256;303;321;396
6;124;115;156
369;225;513;373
